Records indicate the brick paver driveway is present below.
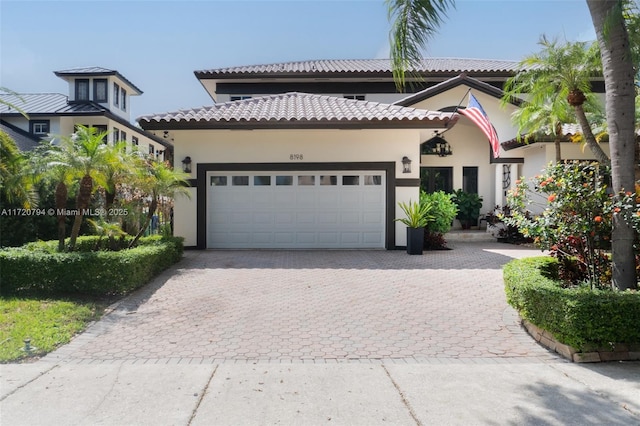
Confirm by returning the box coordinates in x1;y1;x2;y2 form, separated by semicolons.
51;242;559;364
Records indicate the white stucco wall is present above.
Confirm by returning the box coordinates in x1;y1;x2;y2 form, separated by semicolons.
169;127;432;247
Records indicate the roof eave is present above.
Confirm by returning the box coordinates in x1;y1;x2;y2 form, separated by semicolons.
139;117;458;131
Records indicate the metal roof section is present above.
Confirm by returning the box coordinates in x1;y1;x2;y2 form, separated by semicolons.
138;92;458;130
0;93;108;115
195;58;521;79
0;93;68;114
0;120;41;151
393;74;524;107
54;67;143;95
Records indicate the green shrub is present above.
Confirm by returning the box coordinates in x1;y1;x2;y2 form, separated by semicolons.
504;257;640;350
420;190;457;234
0;236;184;296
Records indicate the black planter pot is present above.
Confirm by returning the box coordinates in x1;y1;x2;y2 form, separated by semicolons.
406;227;425;255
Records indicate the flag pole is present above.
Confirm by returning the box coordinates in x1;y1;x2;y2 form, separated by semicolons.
452;87;472;114
439;87;471;136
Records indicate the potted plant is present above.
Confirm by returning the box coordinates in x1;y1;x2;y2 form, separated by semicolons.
395;199;433;255
453;189;483;230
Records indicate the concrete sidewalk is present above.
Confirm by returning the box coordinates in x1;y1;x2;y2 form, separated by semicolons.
2;361;639;425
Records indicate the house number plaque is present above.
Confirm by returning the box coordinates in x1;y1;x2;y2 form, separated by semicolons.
289;154;304;160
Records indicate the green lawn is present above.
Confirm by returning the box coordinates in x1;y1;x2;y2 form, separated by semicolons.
0;297;108;362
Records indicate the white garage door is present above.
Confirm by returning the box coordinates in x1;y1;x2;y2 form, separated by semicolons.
207;171;386;249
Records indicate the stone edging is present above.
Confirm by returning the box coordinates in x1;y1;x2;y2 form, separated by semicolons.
522;319;640;363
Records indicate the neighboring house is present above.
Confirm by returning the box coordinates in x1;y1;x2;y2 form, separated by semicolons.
138;58;609;250
0;67;173;161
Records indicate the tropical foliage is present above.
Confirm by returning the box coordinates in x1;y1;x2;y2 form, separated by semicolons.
387;0;638;290
1;126;186;251
501;37;606;164
505;162;614;288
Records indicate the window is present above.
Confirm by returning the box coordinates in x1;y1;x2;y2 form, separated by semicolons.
232;176;249;186
421;167;453;193
463;167;479;194
210;176;227;186
75;79;89;101
93;125;108;143
120;131;127;143
30;120;50;135
344;95;365;101
342;176;360;185
112;127;120;144
149;144;155;155
364;175;382;185
121;88;127;111
113;83;120;107
298;176;315;186
230;95;252;101
254;176;271;186
93;79;108;102
276;176;293;186
132;136;139;146
320;176;337;185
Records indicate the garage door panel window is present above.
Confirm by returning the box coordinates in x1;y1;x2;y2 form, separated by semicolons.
211;176;227;186
365;175;382;185
254;176;271;186
320;176;337;185
232;176;249;186
276;176;293;186
342;176;360;185
298;176;315;185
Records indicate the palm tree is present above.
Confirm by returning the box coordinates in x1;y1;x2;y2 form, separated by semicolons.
587;0;638;290
128;160;190;248
0;131;38;208
387;0;637;290
506;37;609;165
387;0;454;92
59;125;110;251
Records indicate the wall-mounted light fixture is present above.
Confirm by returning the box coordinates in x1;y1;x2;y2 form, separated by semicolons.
402;156;412;173
181;156;192;173
421;132;452;157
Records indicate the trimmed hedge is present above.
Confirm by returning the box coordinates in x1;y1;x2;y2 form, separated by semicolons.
0;236;184;296
504;256;640;351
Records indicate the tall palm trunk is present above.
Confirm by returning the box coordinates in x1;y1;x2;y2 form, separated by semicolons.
587;0;637;290
129;196;157;248
55;181;67;252
68;174;92;250
572;101;611;166
554;122;562;163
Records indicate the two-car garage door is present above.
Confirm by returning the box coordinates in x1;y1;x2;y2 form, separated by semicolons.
207;171;386;249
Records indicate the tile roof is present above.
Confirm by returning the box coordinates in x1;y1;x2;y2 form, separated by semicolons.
195;58;521;78
0;120;40;151
394;74;523;107
54;67;143;94
501;125;640;151
138;92;458;130
0;93;108;115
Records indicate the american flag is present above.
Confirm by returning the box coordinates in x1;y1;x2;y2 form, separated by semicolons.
460;93;500;158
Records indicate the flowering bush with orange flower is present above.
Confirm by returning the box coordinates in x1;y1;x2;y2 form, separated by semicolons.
505;161;613;288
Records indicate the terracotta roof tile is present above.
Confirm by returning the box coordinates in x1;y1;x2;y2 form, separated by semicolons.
195;58;520;78
138;92;458;129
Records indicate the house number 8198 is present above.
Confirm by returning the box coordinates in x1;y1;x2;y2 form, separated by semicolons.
289;154;304;160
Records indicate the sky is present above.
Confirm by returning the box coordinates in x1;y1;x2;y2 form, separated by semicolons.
1;0;598;122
